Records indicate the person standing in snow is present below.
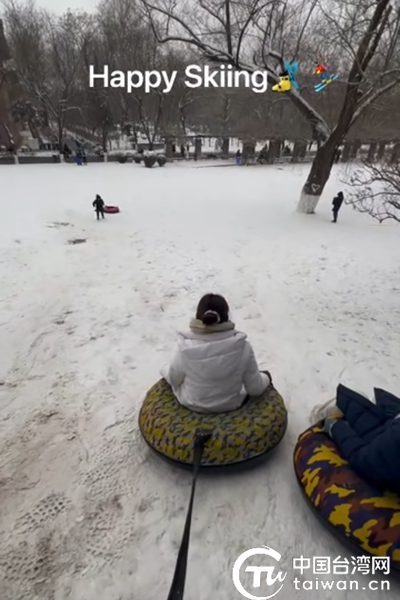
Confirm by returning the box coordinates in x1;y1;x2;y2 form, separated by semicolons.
160;293;272;413
92;194;105;220
332;191;344;223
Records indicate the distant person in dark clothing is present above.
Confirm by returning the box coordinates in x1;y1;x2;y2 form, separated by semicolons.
332;191;344;222
75;149;82;166
82;148;87;165
180;144;186;158
93;194;105;220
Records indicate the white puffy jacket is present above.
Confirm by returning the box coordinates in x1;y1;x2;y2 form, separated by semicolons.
160;328;270;413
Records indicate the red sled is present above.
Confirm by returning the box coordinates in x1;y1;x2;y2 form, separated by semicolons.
104;205;120;214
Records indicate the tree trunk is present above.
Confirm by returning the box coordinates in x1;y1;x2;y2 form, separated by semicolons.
242;141;255;164
57;118;63;155
377;141;387;160
300;142;308;158
291;141;301;163
341;141;352;162
367;142;377;163
194;136;202;160
350;139;361;160
267;139;281;163
165;138;174;158
390;142;400;164
28;118;40;141
296;136;338;213
102;125;107;153
221;137;229;157
179;109;187;137
291;141;307;163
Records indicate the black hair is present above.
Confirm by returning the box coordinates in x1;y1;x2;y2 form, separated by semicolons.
196;293;230;326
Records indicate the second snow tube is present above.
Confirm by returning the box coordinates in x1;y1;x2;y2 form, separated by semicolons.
293;422;400;571
104;205;120;214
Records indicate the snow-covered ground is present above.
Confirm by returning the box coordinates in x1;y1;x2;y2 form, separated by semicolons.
0;161;399;600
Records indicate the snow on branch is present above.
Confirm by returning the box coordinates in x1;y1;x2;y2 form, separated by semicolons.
350;70;400;126
345;159;400;223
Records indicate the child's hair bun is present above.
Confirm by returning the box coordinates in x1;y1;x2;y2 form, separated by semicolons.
202;310;220;325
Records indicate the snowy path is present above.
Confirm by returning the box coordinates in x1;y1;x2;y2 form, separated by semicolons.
0;162;399;600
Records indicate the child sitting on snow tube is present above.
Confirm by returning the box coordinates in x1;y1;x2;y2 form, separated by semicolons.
318;384;400;492
160;293;272;414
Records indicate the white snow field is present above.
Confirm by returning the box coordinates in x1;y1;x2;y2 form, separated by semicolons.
1;161;400;600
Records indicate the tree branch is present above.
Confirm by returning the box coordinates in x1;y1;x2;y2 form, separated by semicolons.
347;0;391;85
350;76;400;126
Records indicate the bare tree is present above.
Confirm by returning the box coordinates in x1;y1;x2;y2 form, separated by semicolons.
11;99;46;141
46;11;93;151
84;56;116;151
345;158;400;222
80;24;119;151
2;1;51;129
138;0;400;213
177;86;198;136
3;1;93;152
95;0;176;148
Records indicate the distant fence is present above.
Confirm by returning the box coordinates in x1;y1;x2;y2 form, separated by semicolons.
0;144;395;166
0;151;314;166
0;154;124;165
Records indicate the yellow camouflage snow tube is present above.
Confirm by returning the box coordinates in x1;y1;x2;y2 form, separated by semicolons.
294;422;400;571
138;378;287;467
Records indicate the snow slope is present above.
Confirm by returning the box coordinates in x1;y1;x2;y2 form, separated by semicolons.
0;161;399;600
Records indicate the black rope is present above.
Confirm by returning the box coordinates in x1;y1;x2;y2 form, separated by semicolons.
166;432;212;600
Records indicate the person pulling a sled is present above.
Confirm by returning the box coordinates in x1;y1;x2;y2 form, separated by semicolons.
93;194;105;220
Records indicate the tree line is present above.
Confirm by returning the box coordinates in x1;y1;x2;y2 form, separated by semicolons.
1;0;400;213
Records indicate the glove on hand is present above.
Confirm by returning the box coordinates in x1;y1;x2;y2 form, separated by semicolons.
261;370;273;386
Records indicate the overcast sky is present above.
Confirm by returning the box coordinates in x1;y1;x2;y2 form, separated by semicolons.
34;0;98;13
